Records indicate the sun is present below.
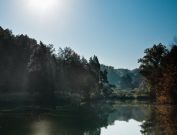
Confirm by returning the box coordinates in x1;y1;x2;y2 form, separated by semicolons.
27;0;58;15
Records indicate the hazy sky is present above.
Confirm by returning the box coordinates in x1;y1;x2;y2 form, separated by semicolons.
0;0;177;69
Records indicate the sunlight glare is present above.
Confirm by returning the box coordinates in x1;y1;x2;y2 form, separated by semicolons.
27;0;58;15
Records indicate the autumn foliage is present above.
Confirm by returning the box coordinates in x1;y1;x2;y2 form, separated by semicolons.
139;43;177;104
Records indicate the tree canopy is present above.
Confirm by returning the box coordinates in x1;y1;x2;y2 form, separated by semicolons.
0;26;110;106
138;43;177;104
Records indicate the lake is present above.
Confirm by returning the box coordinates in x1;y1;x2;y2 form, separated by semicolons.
0;100;177;135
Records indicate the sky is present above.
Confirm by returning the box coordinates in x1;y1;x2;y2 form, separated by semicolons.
0;0;177;69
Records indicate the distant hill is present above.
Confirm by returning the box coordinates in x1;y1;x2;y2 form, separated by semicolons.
101;65;146;90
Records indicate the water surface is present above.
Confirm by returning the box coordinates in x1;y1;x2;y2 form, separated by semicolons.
0;100;177;135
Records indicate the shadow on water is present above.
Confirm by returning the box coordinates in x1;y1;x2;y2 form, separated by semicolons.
0;100;177;135
140;105;177;135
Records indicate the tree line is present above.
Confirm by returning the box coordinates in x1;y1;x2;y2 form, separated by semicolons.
138;43;177;104
0;26;110;105
1;26;177;105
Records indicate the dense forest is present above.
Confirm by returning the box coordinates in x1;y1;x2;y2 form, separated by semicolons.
1;26;177;105
0;26;111;106
138;43;177;104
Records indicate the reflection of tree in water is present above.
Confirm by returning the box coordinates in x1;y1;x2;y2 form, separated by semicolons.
2;101;173;135
50;102;113;135
140;105;177;135
0;101;113;135
108;104;151;123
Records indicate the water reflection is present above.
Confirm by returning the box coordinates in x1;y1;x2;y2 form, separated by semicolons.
140;105;177;135
101;119;142;135
31;120;52;135
0;101;177;135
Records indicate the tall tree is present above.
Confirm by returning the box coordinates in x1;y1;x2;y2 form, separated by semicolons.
139;43;177;104
27;42;56;106
138;43;168;99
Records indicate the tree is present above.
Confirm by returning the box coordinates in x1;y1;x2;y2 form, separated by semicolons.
138;43;168;99
158;45;177;104
138;43;177;104
89;55;101;82
27;42;56;106
0;26;110;105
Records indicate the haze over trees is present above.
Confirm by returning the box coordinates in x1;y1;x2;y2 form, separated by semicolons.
101;65;145;90
0;26;110;105
1;26;177;106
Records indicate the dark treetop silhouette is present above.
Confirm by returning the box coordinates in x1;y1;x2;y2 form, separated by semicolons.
0;26;111;106
1;26;177;106
138;43;177;104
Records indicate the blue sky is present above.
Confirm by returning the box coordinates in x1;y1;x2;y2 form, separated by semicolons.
0;0;177;69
